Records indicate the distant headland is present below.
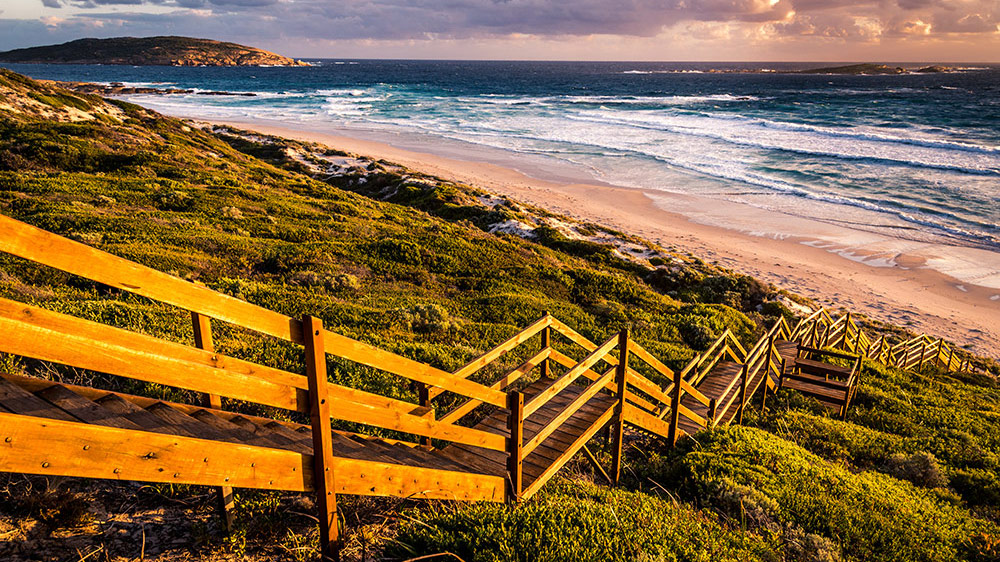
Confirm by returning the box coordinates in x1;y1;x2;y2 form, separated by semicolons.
0;36;309;67
798;63;958;75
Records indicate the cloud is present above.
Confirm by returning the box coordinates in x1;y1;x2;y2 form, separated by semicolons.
3;0;997;56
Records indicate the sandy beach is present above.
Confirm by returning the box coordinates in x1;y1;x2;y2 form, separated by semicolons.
209;118;1000;359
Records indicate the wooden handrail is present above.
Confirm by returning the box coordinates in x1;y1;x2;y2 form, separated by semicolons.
427;314;552;400
522;367;616;457
523;334;618;418
438;348;549;425
0;214;505;407
628;340;676;379
548;350;657;412
0;297;507;451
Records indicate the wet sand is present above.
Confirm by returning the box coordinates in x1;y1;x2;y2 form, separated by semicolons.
211;118;1000;359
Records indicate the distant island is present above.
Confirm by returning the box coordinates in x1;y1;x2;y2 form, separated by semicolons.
799;63;955;75
0;36;309;67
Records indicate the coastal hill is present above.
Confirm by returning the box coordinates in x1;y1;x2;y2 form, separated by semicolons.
1;68;998;561
0;36;308;67
800;63;954;75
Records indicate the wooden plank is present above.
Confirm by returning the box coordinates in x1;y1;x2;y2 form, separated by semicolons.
427;315;551;400
0;412;311;491
333;456;505;502
477;413;578;452
678;378;711;407
36;386;142;430
303;315;339;559
0;378;78;422
523;334;618;418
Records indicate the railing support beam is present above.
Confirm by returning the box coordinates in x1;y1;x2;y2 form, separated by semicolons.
667;359;682;445
541;313;552;379
303;315;340;561
506;390;524;502
191;312;235;533
611;329;629;484
416;382;432;447
737;363;749;425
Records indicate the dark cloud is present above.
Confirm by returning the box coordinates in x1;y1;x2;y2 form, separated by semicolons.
8;0;999;50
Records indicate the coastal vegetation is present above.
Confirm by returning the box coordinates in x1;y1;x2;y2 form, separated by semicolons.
1;68;998;561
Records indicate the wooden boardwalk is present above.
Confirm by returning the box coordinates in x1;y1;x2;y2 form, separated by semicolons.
0;214;976;559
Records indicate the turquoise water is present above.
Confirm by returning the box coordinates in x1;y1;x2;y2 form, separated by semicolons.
5;60;999;252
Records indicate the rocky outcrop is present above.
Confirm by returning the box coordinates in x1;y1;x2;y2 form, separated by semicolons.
800;64;907;75
0;36;309;67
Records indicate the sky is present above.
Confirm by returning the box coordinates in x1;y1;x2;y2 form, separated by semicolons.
0;0;998;61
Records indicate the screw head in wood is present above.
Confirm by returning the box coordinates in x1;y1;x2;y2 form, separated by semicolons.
41;462;49;468
4;437;11;443
83;445;90;450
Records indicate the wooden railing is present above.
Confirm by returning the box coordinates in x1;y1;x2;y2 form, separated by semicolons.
791;307;977;374
0;214;986;559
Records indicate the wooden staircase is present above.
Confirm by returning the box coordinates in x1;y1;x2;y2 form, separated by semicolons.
773;341;861;419
0;214;981;559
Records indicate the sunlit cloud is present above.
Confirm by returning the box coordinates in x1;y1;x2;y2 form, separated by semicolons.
0;0;996;60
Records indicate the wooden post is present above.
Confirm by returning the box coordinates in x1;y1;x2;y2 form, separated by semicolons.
761;334;775;412
918;341;928;370
417;383;432;447
506;390;524;502
777;356;787;390
191;312;234;532
946;346;955;372
540;313;552;379
667;360;682;445
303;315;340;561
843;312;851;352
737;363;749;425
611;329;629;484
708;399;718;429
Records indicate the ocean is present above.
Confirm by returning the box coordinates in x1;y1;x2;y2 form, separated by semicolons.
5;60;1000;268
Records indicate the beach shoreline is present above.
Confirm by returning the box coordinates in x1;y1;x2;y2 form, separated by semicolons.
202;117;1000;358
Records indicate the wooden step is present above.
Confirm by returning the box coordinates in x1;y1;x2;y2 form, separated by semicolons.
36;385;143;430
781;377;847;406
784;369;850;391
795;357;853;379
